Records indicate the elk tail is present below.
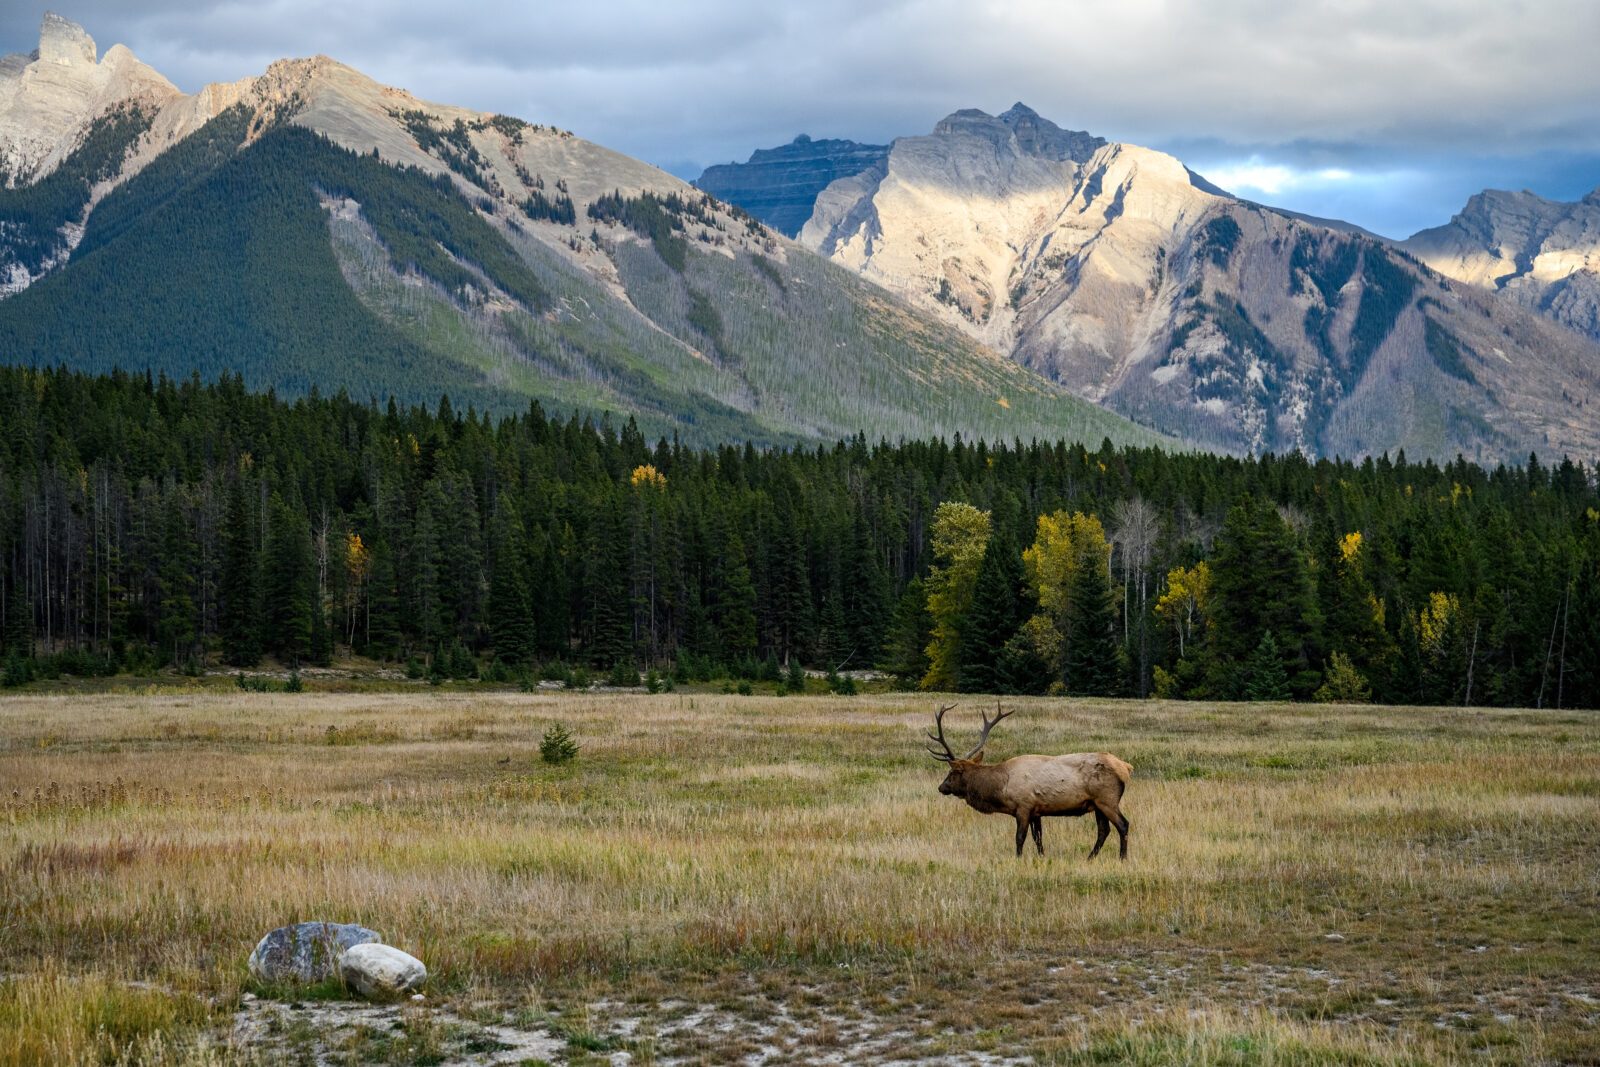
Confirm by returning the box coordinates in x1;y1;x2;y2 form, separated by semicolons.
1100;753;1134;784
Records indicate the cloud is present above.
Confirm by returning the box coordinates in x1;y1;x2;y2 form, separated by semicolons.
4;1;1598;235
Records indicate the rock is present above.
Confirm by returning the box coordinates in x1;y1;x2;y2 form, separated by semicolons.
1404;187;1600;344
338;943;428;1000
39;13;98;67
247;922;382;984
696;135;889;237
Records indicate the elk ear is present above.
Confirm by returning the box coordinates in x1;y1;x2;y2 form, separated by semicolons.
971;751;985;764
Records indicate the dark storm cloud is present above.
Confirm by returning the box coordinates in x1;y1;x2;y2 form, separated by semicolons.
5;1;1598;236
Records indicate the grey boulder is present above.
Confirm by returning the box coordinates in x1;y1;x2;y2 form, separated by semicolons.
247;922;382;984
338;942;428;999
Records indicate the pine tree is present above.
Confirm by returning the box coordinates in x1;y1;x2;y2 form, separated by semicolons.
489;507;535;666
879;577;931;686
219;475;261;666
585;494;633;668
156;495;199;666
1243;631;1292;701
262;496;314;666
2;576;31;659
1208;498;1320;699
717;531;758;663
958;531;1023;693
365;536;402;660
842;508;890;665
1064;544;1122;696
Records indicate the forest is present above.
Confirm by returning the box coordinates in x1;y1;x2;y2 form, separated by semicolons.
0;365;1596;707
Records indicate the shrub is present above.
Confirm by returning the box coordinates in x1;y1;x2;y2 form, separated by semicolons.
540;722;578;764
1314;651;1372;704
284;671;304;694
785;660;807;695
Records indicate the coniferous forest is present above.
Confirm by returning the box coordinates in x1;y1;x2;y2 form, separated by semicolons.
1;365;1596;707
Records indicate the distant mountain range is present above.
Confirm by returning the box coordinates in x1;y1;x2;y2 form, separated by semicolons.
1;13;1594;461
0;14;1161;450
702;105;1600;462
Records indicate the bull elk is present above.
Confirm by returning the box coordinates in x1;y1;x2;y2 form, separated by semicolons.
927;703;1132;859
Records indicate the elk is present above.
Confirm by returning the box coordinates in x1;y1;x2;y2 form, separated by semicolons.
927;703;1132;859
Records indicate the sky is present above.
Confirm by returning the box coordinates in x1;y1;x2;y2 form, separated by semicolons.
6;1;1600;238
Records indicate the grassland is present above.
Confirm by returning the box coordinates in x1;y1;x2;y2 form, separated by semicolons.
2;690;1597;1064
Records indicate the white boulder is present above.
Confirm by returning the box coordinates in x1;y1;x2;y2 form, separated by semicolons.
338;942;428;999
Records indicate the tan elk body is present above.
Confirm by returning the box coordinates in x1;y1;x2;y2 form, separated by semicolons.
928;704;1133;859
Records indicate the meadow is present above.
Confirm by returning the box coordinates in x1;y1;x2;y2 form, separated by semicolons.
1;688;1597;1065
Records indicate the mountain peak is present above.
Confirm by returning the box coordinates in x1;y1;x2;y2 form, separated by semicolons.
931;103;1104;164
39;12;96;67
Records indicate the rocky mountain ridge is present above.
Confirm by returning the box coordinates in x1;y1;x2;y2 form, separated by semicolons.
795;104;1600;462
695;134;888;237
0;14;1163;451
1403;186;1600;343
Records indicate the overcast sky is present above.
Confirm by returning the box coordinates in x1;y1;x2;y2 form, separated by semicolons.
7;1;1600;237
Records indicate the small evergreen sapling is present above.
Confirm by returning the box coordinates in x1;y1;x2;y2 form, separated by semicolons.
540;722;579;764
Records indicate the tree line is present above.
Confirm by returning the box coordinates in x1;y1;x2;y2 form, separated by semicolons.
0;366;1596;707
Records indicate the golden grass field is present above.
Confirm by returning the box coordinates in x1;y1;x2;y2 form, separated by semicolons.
2;688;1597;1065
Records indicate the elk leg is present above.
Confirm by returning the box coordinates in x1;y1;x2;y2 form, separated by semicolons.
1031;814;1044;856
1088;810;1111;860
1094;802;1130;860
1014;813;1030;857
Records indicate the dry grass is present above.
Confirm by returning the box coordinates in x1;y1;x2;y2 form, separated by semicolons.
2;691;1597;1064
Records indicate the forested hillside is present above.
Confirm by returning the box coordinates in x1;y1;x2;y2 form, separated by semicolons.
0;92;1162;450
1;368;1595;707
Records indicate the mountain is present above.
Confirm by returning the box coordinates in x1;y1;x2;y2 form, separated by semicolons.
1404;187;1600;344
695;134;888;237
798;104;1600;462
0;16;1167;450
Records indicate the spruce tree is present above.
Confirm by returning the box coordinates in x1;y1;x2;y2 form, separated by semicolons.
716;532;758;662
489;507;535;666
1064;545;1122;696
1208;498;1320;699
879;577;932;686
2;576;31;659
365;536;402;660
262;496;314;666
959;531;1023;693
842;509;890;664
156;496;199;666
1244;631;1292;701
219;475;260;666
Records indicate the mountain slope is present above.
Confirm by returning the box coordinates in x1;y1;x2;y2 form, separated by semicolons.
799;104;1600;462
1403;187;1600;344
0;15;1168;449
695;134;888;237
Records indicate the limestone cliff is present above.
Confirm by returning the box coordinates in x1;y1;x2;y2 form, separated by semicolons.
1404;187;1600;343
800;105;1600;462
695;135;888;237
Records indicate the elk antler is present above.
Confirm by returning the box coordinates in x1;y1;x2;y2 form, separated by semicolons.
926;703;959;762
959;701;1014;761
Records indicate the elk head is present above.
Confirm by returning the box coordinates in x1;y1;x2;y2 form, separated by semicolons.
927;702;1013;797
